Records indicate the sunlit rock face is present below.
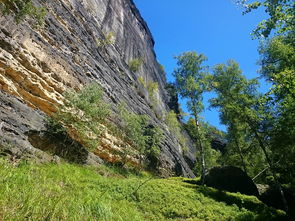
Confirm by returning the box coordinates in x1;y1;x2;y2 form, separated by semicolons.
0;0;196;177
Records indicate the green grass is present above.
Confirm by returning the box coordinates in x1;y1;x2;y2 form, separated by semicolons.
0;159;285;220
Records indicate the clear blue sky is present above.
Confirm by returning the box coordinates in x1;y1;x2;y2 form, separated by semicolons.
133;0;269;131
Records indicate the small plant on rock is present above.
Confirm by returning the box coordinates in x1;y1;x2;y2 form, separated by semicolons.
128;58;143;73
0;0;46;26
97;32;115;48
147;81;159;107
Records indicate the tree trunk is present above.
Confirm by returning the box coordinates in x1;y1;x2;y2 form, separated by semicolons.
194;116;206;185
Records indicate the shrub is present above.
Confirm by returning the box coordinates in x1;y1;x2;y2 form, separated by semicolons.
97;32;115;48
0;0;46;26
128;58;143;73
147;81;159;109
50;83;110;151
165;111;187;152
138;76;146;87
119;104;149;154
144;125;163;168
118;104;163;167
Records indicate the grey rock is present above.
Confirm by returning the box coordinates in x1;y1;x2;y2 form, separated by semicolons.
0;0;196;177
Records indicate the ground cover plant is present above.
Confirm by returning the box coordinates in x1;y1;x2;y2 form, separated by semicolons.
0;159;285;221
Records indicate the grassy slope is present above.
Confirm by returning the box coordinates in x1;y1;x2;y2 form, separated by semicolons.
0;159;285;221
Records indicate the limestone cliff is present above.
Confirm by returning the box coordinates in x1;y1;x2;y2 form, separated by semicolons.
0;0;196;177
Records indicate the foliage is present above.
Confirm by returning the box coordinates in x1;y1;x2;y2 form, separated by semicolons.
0;0;46;26
185;118;222;175
255;22;295;185
51;83;110;151
259;33;295;100
118;104;163;167
173;51;209;115
138;76;146;87
237;0;295;38
129;58;143;73
209;60;271;180
237;0;295;187
173;51;209;184
137;77;159;109
119;104;149;154
147;81;159;107
165;83;180;116
144;125;163;168
0;159;286;220
97;32;115;48
165;111;187;152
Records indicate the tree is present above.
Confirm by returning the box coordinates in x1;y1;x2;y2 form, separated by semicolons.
238;0;295;188
210;60;265;175
211;60;289;211
173;51;209;184
237;0;295;38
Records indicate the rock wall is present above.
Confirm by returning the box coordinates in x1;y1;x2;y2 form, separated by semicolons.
0;0;196;177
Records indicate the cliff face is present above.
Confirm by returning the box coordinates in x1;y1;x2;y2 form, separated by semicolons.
0;0;196;177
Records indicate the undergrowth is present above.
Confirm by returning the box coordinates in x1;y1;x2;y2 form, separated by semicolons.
0;159;285;221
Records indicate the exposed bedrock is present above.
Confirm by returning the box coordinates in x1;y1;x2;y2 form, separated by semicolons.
0;0;196;177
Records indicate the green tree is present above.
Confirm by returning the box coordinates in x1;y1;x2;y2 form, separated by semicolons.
259;34;295;186
173;51;209;184
237;0;295;38
210;60;265;176
211;60;289;211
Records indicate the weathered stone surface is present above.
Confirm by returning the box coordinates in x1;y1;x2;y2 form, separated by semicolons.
204;166;259;196
0;0;196;177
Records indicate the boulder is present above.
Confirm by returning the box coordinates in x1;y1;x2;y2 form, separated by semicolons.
205;166;259;196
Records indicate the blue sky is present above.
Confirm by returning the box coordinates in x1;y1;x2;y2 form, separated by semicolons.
133;0;269;131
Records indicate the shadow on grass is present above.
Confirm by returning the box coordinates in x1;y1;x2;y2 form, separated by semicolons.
196;185;287;221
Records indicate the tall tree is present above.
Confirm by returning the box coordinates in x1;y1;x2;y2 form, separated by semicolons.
239;0;295;186
211;60;289;211
210;60;264;175
173;51;209;184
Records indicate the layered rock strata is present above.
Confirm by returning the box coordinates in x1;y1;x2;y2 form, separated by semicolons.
0;0;196;177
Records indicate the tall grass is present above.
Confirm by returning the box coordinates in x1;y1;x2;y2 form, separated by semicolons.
0;159;285;220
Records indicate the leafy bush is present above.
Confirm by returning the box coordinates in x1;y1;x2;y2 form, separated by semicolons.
138;76;146;87
0;0;46;26
97;32;115;48
128;58;143;72
50;83;110;151
165;111;187;152
119;104;163;167
144;125;163;168
147;81;159;106
119;104;149;153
